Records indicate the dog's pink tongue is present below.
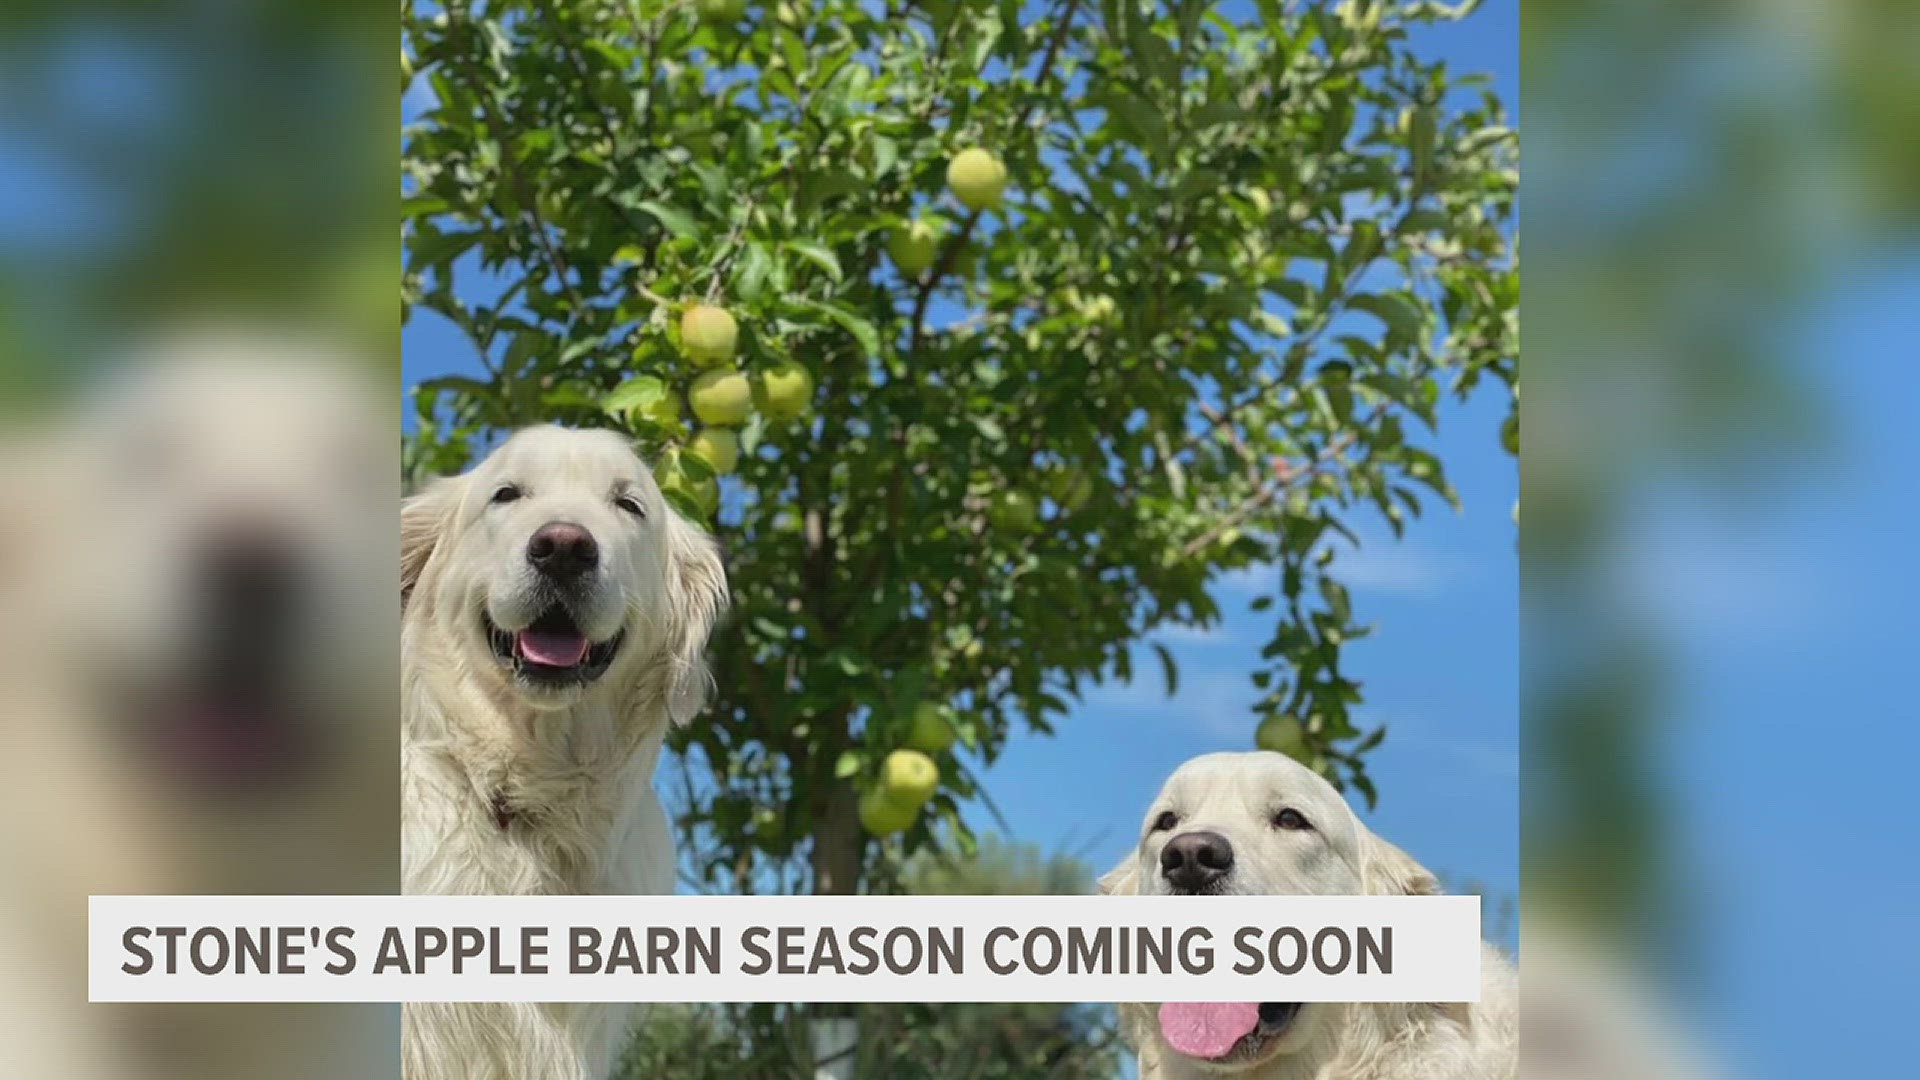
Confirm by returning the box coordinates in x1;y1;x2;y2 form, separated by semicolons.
1158;1002;1261;1060
516;627;589;667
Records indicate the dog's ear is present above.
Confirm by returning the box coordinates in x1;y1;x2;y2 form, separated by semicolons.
661;510;729;725
1363;831;1441;897
400;477;461;610
1098;855;1142;897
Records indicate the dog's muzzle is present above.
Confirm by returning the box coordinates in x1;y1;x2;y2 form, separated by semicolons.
484;603;624;689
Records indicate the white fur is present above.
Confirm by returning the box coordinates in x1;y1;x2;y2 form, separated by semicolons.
0;332;398;1080
400;426;728;1080
1102;752;1517;1080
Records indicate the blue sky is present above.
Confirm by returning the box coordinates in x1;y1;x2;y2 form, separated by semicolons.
404;2;1522;934
1643;254;1920;1080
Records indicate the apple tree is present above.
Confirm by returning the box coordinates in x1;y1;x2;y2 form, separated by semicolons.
401;0;1517;897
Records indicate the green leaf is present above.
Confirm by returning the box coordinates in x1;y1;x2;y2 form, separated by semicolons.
1189;99;1244;129
418;374;493;396
407;228;482;270
1397;208;1450;233
1097;88;1171;161
1351;770;1378;809
783;239;843;284
791;296;881;357
637;200;702;241
603;375;667;418
736;242;774;302
1349;292;1426;344
1152;643;1179;696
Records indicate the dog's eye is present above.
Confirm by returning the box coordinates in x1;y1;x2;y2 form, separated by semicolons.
1272;808;1312;831
614;493;647;518
1150;810;1179;833
490;484;523;505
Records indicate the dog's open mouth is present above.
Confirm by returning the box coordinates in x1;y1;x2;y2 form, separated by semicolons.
484;606;623;687
114;682;318;795
1158;1001;1301;1064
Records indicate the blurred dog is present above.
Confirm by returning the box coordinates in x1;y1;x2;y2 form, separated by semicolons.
400;425;727;1080
1102;752;1517;1080
0;327;399;1079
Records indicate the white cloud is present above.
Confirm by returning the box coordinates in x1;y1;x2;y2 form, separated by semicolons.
1455;745;1521;779
1367;714;1519;781
1615;506;1818;643
1214;563;1277;596
1329;540;1449;594
1077;663;1257;743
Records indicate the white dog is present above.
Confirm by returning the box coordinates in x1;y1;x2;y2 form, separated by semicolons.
0;329;399;1080
400;425;728;1080
1101;752;1517;1080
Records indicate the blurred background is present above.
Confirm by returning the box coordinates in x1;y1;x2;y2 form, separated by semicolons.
1525;1;1920;1079
0;2;396;1079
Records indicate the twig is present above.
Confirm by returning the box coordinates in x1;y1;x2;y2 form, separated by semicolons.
1197;400;1264;485
704;192;759;304
634;280;674;309
1012;0;1084;134
905;208;981;354
1178;430;1358;558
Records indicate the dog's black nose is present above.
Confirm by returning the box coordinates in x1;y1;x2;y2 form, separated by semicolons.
1161;830;1234;892
526;522;598;577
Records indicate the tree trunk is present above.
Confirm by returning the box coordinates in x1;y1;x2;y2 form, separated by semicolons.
809;780;864;895
806;779;864;1070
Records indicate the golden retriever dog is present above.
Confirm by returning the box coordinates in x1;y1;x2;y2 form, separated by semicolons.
1102;752;1517;1080
400;425;728;1080
0;328;399;1080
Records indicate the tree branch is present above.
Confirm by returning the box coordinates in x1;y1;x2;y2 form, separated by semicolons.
1178;430;1358;558
1013;0;1084;133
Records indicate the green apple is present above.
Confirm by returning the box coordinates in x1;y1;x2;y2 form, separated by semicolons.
1256;715;1307;759
758;360;814;420
686;427;740;475
888;217;944;276
906;702;956;754
679;303;738;367
859;787;920;836
1047;468;1094;513
946;147;1008;212
689;367;752;425
988;489;1037;533
879;749;939;806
